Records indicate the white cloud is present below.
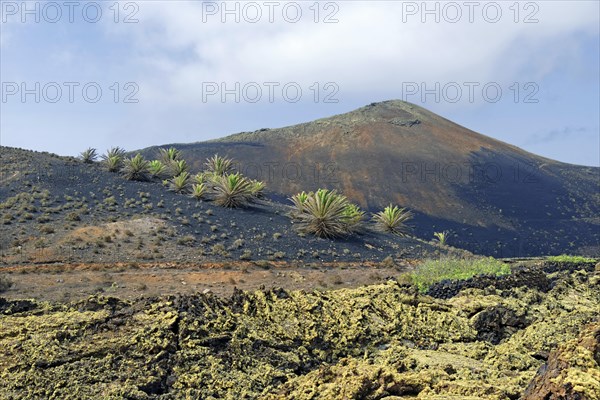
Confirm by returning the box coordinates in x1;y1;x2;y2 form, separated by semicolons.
107;1;598;107
1;1;598;165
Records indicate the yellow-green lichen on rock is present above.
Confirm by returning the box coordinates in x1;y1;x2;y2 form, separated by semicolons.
0;264;598;399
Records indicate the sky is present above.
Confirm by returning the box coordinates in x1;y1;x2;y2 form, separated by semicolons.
1;0;599;167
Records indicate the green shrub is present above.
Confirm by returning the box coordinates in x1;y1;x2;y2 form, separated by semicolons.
239;249;252;260
249;180;266;199
372;204;413;236
169;172;191;194
104;155;121;172
292;189;350;238
411;257;511;293
434;231;449;245
547;254;597;263
159;147;181;164
102;147;126;172
66;212;81;221
148;160;167;179
341;203;364;233
177;235;195;246
191;183;207;200
205;154;234;176
289;191;309;218
213;173;253;208
79;148;98;163
122;154;150;181
194;172;209;184
169;159;189;177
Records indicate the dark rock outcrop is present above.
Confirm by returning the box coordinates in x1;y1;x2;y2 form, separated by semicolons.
522;321;600;400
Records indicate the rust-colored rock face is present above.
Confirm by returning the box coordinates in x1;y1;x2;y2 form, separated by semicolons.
522;321;600;400
139;100;600;256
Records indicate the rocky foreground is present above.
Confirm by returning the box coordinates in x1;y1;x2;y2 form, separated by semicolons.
0;261;598;399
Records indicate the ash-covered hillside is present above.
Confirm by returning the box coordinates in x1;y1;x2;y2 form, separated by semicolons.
138;100;599;257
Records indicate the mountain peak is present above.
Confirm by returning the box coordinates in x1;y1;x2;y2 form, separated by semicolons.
139;102;599;257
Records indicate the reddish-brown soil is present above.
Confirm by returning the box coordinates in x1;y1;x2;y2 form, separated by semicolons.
0;260;416;302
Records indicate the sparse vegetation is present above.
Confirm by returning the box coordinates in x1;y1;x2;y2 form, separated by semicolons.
434;231;449;245
79;148;98;163
291;189;351;238
102;147;126;172
177;235;195;246
205;154;234;176
169;159;189;177
122;154;150;181
213;173;253;208
372;204;413;236
148;160;167;179
341;203;365;233
547;254;596;263
191;183;207;200
169;172;191;194
411;257;511;293
249;180;266;198
239;249;252;260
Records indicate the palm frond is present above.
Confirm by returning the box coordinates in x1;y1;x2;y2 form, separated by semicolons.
341;203;365;233
122;154;150;181
169;172;191;194
205;154;234;176
213;173;252;208
191;183;207;200
249;180;266;199
293;189;350;238
79;148;97;163
148;160;167;179
372;204;413;236
159;147;181;164
168;159;189;177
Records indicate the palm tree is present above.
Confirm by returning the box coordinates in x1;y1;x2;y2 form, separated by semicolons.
372;204;413;236
341;203;365;233
194;172;208;184
101;147;126;172
249;180;266;199
205;154;234;176
213;173;253;208
169;159;189;177
169;172;191;194
158;147;180;164
148;160;167;179
293;189;350;238
434;231;450;245
122;154;150;181
290;191;310;217
191;183;207;200
79;148;98;163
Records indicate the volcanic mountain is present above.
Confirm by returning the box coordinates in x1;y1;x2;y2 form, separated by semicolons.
139;100;599;257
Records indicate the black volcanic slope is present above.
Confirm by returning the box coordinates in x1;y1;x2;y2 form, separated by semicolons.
138;100;600;257
0;146;445;266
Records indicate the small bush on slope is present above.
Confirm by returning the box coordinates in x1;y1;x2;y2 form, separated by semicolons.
122;154;150;181
372;204;413;236
101;147;127;172
291;189;352;238
79;148;97;163
205;154;234;176
213;173;253;208
411;257;511;293
169;172;191;194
